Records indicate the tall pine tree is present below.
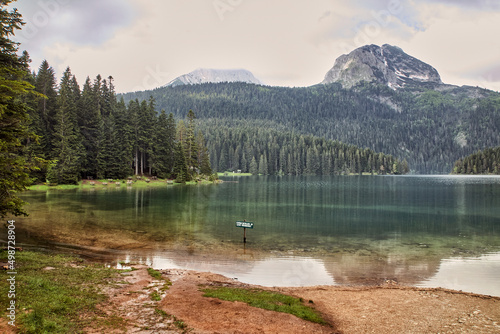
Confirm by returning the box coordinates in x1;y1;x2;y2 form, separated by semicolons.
50;67;83;184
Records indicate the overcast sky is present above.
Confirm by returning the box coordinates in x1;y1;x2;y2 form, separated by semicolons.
10;0;500;93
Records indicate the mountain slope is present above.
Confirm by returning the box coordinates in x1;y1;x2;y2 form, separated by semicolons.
166;68;263;87
322;44;442;89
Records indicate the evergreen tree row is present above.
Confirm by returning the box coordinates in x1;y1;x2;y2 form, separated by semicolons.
452;146;500;175
27;61;213;184
198;120;409;175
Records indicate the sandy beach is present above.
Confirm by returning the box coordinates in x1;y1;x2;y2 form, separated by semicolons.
87;267;500;333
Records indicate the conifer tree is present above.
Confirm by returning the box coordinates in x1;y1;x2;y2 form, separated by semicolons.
51;67;83;184
152;110;176;178
258;154;268;175
0;0;39;216
79;76;102;178
173;141;190;183
34;60;57;158
196;130;212;176
249;156;258;175
113;98;134;177
185;109;199;173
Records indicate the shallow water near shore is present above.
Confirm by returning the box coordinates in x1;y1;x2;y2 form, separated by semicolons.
10;175;500;296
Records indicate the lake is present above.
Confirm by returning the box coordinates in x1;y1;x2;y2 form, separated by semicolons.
12;175;500;296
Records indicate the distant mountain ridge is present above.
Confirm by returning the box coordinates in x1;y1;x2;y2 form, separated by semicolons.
165;68;263;87
322;44;443;89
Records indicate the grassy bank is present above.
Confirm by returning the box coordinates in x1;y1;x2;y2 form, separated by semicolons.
28;177;220;191
201;286;327;325
0;250;122;333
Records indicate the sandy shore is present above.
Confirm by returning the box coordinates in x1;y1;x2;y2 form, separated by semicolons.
93;267;500;333
1;262;498;333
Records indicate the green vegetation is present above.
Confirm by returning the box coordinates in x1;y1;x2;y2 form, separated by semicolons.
27;177;219;191
27;63;215;184
0;250;122;333
149;291;162;301
147;268;163;280
122;81;500;174
205;126;407;175
0;1;41;217
452;146;500;174
201;286;327;325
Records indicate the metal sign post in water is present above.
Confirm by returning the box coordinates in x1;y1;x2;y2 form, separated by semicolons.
235;220;254;243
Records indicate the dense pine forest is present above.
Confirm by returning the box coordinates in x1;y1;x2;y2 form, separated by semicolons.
122;82;500;174
452;146;500;174
26;61;213;184
197;120;408;175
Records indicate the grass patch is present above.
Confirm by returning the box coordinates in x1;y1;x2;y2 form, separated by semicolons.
201;287;327;325
154;308;169;318
0;250;121;333
160;279;172;292
147;268;163;280
149;291;162;301
28;183;81;191
174;319;188;330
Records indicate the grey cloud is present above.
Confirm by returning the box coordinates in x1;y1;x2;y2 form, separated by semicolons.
14;0;137;51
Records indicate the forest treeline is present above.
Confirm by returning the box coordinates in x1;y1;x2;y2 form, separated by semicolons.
26;61;213;184
198;120;408;175
122;82;500;173
452;146;500;174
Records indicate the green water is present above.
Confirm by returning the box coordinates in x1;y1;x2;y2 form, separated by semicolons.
10;175;500;295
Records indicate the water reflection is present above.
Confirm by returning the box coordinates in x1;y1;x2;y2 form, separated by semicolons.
9;175;500;296
417;252;500;296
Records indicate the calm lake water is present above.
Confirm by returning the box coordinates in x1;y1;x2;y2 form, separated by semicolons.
11;175;500;296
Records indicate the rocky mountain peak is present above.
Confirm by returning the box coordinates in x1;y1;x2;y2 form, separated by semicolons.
166;68;263;87
322;44;442;89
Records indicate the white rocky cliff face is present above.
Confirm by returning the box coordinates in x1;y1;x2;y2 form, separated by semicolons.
322;44;442;89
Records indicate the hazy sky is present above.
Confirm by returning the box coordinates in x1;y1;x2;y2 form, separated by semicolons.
11;0;500;93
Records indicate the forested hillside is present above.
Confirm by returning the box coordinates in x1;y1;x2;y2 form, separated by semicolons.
452;146;500;174
197;120;407;175
26;61;213;184
122;82;500;173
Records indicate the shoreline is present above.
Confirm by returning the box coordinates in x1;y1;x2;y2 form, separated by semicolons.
1;249;499;333
27;177;222;191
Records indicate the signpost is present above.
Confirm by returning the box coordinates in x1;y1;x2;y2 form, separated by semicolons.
235;220;254;243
